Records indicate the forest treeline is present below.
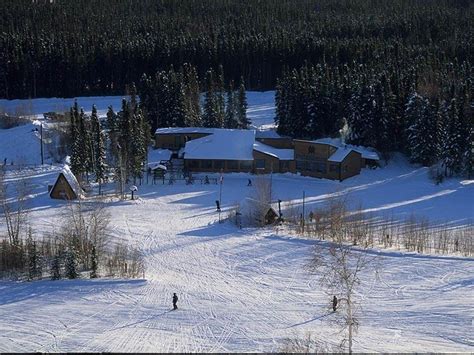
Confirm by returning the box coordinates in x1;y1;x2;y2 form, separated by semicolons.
0;0;472;99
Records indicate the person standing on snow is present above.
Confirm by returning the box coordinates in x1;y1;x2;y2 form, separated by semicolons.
332;295;338;312
173;293;178;310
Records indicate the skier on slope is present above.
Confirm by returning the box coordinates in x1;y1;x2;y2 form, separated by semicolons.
173;293;178;310
332;295;338;312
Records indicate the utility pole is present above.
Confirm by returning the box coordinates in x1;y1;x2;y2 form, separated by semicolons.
302;190;305;234
218;169;223;223
270;162;273;203
40;122;44;165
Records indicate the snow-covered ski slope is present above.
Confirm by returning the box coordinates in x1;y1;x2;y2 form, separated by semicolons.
0;163;473;352
0;91;275;127
1;91;473;352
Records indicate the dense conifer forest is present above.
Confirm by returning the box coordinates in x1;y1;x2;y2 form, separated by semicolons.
1;0;472;177
0;0;472;99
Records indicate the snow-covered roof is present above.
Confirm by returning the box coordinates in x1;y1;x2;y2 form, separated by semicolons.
51;165;83;198
328;147;360;163
183;129;255;160
255;129;287;139
155;127;215;135
312;137;380;161
253;141;294;160
148;148;172;164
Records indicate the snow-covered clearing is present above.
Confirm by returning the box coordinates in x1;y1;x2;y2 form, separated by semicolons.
1;91;473;352
0;161;473;352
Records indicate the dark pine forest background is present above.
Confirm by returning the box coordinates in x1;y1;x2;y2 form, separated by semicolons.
0;0;472;177
0;0;471;99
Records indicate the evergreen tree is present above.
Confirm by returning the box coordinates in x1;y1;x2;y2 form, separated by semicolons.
216;65;226;127
92;107;107;192
90;244;98;279
237;77;249;129
65;248;78;279
182;63;202;126
407;94;438;165
50;253;61;280
70;101;82;176
27;231;40;281
442;98;465;176
203;69;219;127
225;80;239;128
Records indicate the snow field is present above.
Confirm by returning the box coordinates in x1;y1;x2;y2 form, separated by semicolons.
0;164;473;352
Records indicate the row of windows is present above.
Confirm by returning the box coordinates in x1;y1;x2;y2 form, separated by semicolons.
187;160;253;170
296;160;339;174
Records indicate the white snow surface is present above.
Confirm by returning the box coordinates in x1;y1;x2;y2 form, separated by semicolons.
253;141;294;160
313;137;380;161
147;148;172;165
0;96;130;119
0;155;473;352
183;129;255;161
0;122;46;165
155;127;216;135
327;146;356;163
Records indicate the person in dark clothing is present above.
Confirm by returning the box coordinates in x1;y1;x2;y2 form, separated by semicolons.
332;295;338;312
247;179;252;186
204;175;210;184
173;293;178;310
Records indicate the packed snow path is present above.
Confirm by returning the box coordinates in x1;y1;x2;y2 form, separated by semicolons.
0;182;473;352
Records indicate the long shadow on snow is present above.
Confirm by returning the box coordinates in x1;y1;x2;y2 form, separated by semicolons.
0;278;146;306
265;234;474;262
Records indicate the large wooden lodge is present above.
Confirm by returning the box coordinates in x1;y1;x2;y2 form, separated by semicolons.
154;127;379;181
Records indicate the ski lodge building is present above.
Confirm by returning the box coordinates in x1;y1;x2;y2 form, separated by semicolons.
154;127;379;181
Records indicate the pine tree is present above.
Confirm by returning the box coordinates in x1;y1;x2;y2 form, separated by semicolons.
182;63;202;126
70;101;82;176
65;248;78;279
215;65;226;128
50;253;61;280
225;80;239;128
442;97;465;176
407;94;438;166
27;231;40;281
90;244;98;279
92;108;107;192
203;69;219;128
237;77;249;129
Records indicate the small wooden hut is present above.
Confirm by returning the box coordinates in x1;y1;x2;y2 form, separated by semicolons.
49;166;83;200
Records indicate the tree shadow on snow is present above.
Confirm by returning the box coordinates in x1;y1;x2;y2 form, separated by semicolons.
0;278;146;306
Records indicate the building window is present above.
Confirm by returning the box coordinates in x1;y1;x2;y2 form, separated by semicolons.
214;160;224;169
308;145;315;154
296;160;306;170
255;159;266;169
329;164;338;172
227;160;238;170
280;161;289;170
201;160;212;169
188;160;199;169
240;161;253;171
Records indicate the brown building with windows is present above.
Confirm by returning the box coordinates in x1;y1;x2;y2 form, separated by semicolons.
155;127;378;180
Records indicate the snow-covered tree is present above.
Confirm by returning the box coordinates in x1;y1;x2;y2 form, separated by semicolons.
225;80;239;128
65;248;78;279
203;69;220;128
406;93;438;165
90;244;98;278
237;77;249;129
50;253;61;280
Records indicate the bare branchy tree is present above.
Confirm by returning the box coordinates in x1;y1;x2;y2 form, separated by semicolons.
307;195;378;354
